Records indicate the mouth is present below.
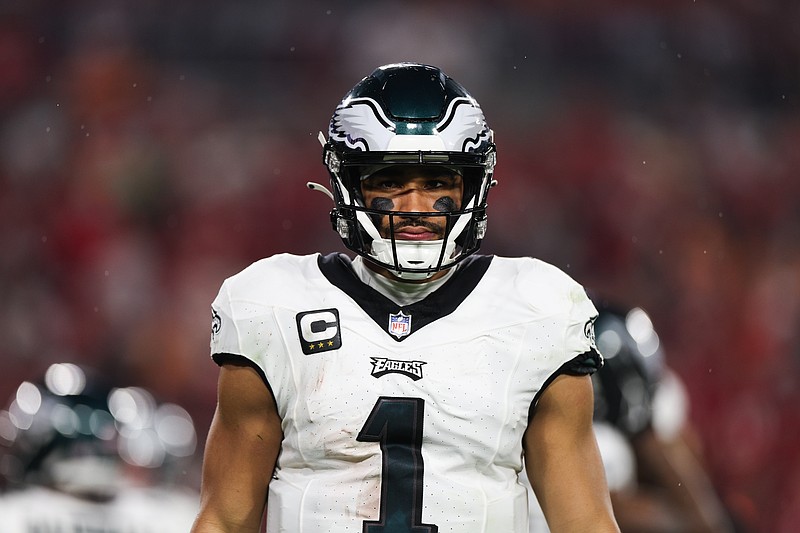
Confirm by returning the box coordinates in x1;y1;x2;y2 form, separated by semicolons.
381;214;447;241
394;227;441;241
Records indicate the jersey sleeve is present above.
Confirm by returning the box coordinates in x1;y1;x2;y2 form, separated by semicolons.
562;284;603;375
530;283;603;412
210;278;243;359
517;258;603;411
209;271;277;373
206;255;309;416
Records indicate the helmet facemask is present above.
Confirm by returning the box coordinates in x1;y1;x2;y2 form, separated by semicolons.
332;158;492;280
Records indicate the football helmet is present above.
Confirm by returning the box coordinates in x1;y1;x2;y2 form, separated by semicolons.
591;303;666;436
0;363;196;498
313;62;497;279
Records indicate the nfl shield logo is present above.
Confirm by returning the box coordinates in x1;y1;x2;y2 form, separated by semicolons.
388;311;412;339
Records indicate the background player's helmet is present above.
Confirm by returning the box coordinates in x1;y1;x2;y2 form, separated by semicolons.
0;363;196;498
591;302;666;437
321;62;497;279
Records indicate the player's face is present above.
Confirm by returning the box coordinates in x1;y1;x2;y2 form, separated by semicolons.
361;166;463;241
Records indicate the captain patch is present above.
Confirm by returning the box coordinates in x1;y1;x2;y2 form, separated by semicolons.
296;308;342;355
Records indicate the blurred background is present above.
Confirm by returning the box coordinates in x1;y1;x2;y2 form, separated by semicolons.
1;1;797;531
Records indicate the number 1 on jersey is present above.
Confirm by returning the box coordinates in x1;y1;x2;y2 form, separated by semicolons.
357;397;438;533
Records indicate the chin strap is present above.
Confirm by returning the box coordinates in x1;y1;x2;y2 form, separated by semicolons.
372;238;456;280
307;181;335;202
309;135;336;202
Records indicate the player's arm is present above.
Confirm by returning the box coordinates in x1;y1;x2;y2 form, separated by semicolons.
191;361;283;533
627;427;735;533
524;373;620;533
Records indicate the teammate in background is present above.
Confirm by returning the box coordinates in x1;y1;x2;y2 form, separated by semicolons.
191;63;620;533
592;302;737;532
525;302;737;532
0;362;200;533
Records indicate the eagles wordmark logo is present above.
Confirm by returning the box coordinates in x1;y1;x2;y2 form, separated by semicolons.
296;308;342;355
370;357;426;381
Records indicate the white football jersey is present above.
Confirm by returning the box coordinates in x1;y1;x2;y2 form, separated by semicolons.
210;253;600;533
0;485;199;533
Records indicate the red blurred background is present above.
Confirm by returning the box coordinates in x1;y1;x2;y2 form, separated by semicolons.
1;1;798;531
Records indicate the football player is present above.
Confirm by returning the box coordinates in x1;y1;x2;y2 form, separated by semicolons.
0;363;200;532
524;302;736;532
592;303;736;532
192;63;619;533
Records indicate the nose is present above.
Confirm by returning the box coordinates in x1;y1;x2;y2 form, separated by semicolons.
394;188;434;213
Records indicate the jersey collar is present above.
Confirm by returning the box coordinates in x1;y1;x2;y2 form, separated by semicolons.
318;253;493;341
